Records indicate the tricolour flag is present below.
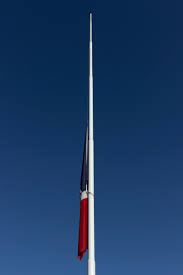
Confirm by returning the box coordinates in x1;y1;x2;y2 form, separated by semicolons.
78;127;88;260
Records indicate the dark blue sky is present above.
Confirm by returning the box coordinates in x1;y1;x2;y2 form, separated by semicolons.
0;1;183;274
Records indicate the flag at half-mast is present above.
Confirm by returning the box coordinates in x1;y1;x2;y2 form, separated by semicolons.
78;127;88;260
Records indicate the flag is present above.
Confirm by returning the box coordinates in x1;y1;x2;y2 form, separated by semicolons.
78;127;88;260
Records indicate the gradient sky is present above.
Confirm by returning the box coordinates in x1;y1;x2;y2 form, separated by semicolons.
0;1;183;274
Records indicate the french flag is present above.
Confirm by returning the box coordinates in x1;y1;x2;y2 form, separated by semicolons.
78;128;88;260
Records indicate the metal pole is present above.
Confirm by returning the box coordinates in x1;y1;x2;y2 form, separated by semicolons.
88;12;96;275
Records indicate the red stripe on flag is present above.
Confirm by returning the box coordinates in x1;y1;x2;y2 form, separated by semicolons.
78;198;88;260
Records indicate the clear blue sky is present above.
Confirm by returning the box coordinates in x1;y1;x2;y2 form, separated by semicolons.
0;1;182;274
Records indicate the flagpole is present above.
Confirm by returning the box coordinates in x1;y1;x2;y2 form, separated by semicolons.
88;12;96;275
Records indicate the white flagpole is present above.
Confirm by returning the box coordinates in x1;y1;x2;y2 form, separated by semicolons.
88;12;96;275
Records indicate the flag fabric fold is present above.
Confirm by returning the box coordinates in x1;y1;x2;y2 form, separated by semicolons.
78;127;88;260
